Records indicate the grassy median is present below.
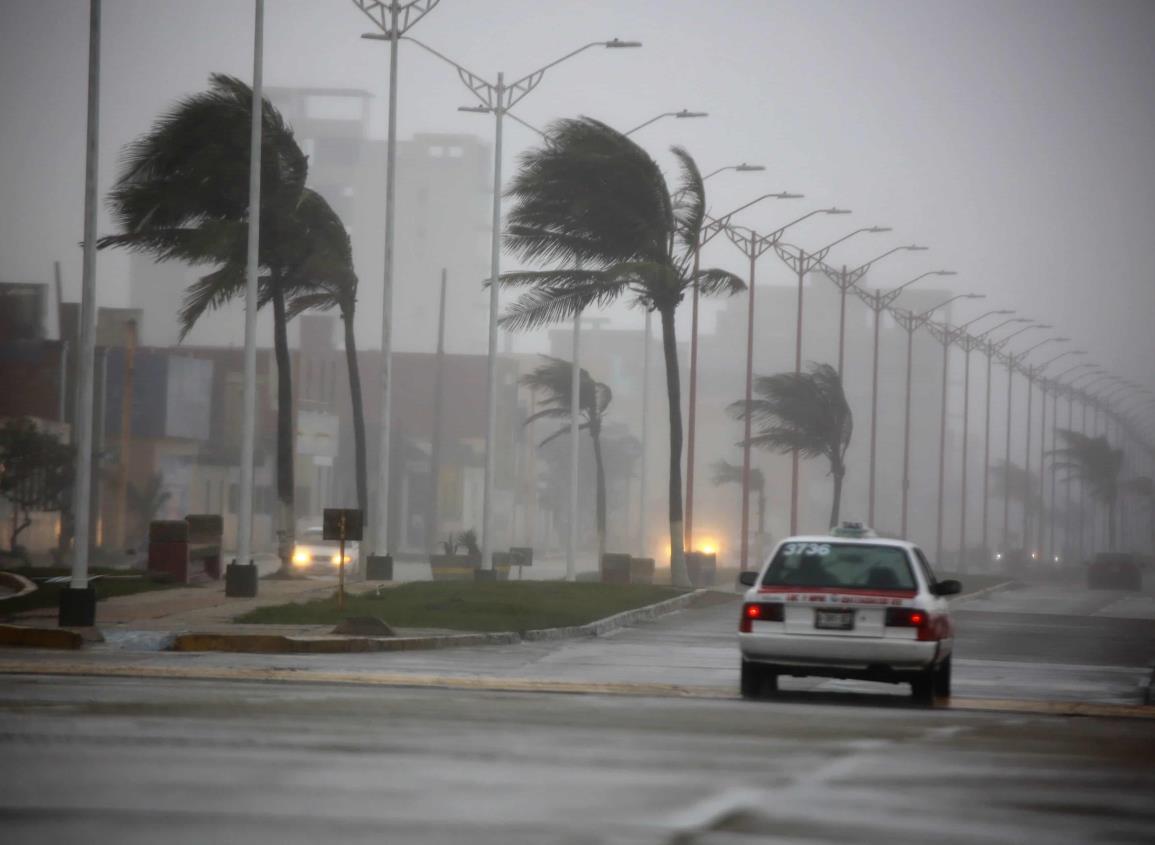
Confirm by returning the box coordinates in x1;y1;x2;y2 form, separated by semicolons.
235;581;684;632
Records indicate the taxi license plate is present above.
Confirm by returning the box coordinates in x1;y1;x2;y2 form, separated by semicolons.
815;609;854;630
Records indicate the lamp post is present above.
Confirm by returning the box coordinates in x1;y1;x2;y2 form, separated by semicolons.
721;207;850;567
1039;350;1081;554
774;224;892;533
403;35;641;574
684;191;803;558
891;293;983;541
624;109;708;135
647;160;763;559
1076;374;1113;557
355;0;441;560
1012;336;1067;555
852;269;953;526
1049;362;1095;559
60;0;102;626
947;310;1013;567
925;307;1002;564
974;318;1029;558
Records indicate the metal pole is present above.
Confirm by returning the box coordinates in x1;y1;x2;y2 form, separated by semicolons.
836;267;848;378
639;310;651;555
684;244;701;552
1037;380;1048;556
236;0;263;575
867;301;881;525
1022;371;1034;554
740;249;757;568
1064;390;1073;558
67;0;101;603
790;256;805;533
427;269;447;553
1002;359;1014;553
958;346;971;568
981;348;993;556
900;325;914;537
373;0;402;558
567;312;580;581
935;333;949;562
480;77;504;573
1048;385;1059;559
1079;398;1088;559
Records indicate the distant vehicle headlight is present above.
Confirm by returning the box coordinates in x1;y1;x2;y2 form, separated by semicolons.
994;552;1003;561
292;548;310;566
330;553;351;564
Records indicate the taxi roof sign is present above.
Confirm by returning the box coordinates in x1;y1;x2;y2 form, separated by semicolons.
830;520;876;538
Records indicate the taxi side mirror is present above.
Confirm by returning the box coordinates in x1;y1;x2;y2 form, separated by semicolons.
737;571;758;587
934;579;962;597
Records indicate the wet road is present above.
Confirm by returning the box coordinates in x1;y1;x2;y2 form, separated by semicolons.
1;578;1153;844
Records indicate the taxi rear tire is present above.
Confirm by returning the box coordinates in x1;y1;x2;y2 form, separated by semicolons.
933;657;952;698
740;660;777;699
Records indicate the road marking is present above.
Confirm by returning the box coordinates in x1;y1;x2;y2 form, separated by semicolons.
1;660;1153;719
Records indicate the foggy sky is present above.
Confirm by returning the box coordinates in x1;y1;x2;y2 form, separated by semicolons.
2;0;1153;411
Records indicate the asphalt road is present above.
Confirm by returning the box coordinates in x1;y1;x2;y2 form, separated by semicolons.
1;578;1153;844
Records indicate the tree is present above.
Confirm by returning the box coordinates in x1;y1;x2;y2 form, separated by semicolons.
520;355;613;562
499;118;745;586
728;363;853;529
1050;430;1123;550
712;459;767;559
0;419;75;553
98;74;365;570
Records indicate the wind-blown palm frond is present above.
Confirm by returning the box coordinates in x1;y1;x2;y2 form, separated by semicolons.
711;459;764;492
499;282;626;331
693;267;747;297
1050;430;1122;505
671;145;705;259
729;363;853;526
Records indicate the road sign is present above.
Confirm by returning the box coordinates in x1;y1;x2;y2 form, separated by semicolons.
323;508;363;542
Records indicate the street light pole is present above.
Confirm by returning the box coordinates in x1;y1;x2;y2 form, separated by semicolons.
685;189;802;556
356;0;440;561
973;317;1028;558
1049;362;1093;559
721;207;848;567
891;294;982;541
235;0;264;585
60;0;102;627
1033;350;1085;557
925;308;1002;564
1011;336;1067;555
775;223;899;533
851;269;954;526
403;35;641;573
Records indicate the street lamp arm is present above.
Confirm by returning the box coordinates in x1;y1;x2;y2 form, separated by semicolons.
401;35;495;107
976;317;1026;340
505;109;547;138
624;112;676;135
504;40;638;110
353;0;439;36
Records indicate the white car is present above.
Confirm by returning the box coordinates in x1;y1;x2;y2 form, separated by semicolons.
291;527;360;576
737;528;960;703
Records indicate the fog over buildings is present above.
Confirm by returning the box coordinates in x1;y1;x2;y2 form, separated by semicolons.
2;0;1153;563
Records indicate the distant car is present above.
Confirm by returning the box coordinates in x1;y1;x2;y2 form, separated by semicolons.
291;527;360;576
1086;553;1142;591
738;526;961;704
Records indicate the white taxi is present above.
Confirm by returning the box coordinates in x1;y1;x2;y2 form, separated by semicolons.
737;525;960;703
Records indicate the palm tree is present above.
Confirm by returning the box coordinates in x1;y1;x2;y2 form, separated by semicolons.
98;74;355;571
1051;430;1124;550
520;356;613;562
712;459;767;560
728;363;853;529
499;118;746;586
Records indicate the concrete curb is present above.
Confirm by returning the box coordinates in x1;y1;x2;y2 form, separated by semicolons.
170;588;711;654
0;623;83;650
522;589;709;641
952;580;1017;603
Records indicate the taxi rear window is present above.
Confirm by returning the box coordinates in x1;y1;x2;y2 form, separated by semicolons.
761;542;916;591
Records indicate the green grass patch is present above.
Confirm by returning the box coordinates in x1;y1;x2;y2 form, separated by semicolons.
0;569;184;618
235;581;684;632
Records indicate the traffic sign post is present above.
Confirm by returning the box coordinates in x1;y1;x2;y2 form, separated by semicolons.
323;508;363;612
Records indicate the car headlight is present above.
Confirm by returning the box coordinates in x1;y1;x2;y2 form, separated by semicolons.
330;553;351;564
292;548;310;566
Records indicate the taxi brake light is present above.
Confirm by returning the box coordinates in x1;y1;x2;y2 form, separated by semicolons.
740;602;783;632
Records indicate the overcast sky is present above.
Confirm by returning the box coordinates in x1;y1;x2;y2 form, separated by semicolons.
2;0;1153;408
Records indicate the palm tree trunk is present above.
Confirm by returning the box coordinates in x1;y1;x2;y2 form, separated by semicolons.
830;469;844;530
591;424;607;564
342;310;368;517
270;282;295;573
659;307;688;587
